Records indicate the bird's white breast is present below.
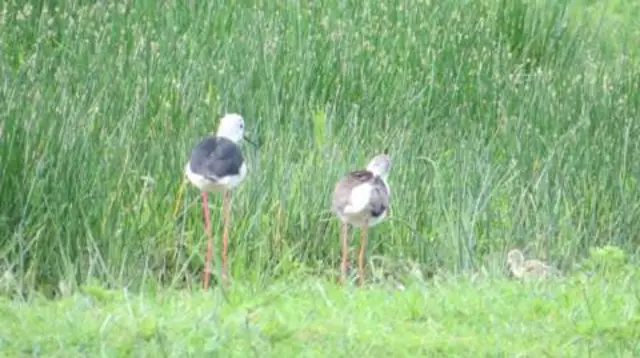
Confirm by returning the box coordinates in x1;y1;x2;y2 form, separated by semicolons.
185;161;247;193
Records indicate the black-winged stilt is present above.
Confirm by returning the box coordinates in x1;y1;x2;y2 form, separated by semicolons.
507;249;560;281
331;153;392;286
185;113;255;289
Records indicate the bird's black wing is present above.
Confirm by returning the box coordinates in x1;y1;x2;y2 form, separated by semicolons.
189;137;244;181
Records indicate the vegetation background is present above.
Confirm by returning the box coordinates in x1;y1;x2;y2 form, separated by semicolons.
0;0;638;356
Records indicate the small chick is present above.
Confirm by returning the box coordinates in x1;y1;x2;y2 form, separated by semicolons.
507;249;560;280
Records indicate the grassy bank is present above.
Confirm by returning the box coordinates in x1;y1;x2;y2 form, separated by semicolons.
1;271;639;357
2;1;639;355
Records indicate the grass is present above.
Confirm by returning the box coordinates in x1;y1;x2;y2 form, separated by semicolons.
0;0;639;355
1;270;639;357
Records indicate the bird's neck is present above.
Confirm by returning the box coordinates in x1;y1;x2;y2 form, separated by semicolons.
510;264;524;278
217;133;242;144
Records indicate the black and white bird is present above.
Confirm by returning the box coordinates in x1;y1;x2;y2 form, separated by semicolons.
185;113;254;289
331;153;392;286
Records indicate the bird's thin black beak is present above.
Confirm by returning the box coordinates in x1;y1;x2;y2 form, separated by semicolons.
243;135;258;147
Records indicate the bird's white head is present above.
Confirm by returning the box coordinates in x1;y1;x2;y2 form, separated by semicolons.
507;249;525;268
216;113;246;143
366;154;392;178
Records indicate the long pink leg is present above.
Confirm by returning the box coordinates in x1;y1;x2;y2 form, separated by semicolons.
202;191;213;290
358;223;368;287
222;190;231;285
340;222;348;285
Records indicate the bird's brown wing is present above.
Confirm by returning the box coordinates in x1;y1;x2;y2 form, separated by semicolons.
523;260;559;278
331;170;374;215
368;176;390;217
332;170;390;218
